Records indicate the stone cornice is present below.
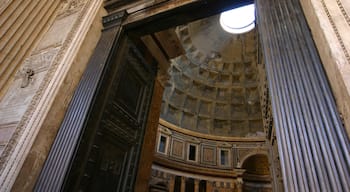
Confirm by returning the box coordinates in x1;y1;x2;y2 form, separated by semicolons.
154;155;239;178
159;119;266;142
102;10;127;29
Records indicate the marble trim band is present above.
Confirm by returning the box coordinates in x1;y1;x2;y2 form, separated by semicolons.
337;0;350;27
152;164;236;182
320;0;350;65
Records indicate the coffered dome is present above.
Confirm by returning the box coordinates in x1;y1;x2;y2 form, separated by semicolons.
160;15;264;137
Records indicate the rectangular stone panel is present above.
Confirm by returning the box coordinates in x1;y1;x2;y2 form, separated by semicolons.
183;96;197;113
231;104;247;119
217;88;230;101
36;12;79;51
171;139;184;159
230;120;249;136
170;89;185;108
199;101;212;116
165;105;181;125
0;122;17;143
0;105;27;124
201;145;216;165
181;112;196;130
249;120;264;134
215;104;230;119
197;117;211;133
213;119;230;132
176;75;191;91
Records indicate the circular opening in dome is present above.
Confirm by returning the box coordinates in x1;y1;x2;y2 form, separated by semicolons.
220;4;256;34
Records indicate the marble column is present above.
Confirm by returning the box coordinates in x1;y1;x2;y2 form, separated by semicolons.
168;176;175;192
206;181;213;192
257;0;350;191
180;177;185;192
194;179;199;192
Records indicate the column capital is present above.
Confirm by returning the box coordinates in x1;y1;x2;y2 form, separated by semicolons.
236;177;244;184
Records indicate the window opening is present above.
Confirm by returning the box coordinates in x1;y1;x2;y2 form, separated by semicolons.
188;145;197;161
220;149;230;166
158;135;167;153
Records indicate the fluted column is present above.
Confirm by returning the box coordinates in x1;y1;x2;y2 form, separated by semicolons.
206;181;213;192
256;0;350;191
236;178;243;192
194;179;199;192
180;177;186;192
168;176;175;192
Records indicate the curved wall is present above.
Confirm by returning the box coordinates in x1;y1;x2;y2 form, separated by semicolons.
150;120;271;191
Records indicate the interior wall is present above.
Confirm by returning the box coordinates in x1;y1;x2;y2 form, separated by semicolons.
12;5;107;192
0;0;348;191
0;0;60;99
0;0;106;191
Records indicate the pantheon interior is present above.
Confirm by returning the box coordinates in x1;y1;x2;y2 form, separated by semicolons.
0;0;349;192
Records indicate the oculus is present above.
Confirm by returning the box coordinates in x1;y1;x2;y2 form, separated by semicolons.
220;4;255;34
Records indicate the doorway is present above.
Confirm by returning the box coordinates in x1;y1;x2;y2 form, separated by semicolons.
34;0;350;191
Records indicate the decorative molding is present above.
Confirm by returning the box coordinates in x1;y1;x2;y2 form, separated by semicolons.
19;69;35;88
238;150;268;168
19;47;60;76
156;123;268;170
152;164;237;182
58;0;86;18
159;119;265;142
337;0;350;27
159;126;172;135
320;0;350;65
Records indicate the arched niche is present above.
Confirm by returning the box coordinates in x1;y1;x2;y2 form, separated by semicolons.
241;154;272;192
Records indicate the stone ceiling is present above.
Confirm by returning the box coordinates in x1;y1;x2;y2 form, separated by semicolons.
159;14;263;137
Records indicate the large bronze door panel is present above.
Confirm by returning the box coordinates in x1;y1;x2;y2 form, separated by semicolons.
64;42;156;191
35;26;157;191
